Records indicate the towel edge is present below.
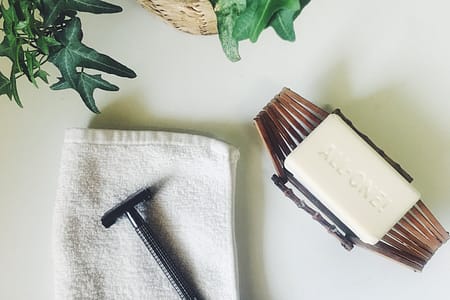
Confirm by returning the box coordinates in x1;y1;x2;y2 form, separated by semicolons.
64;128;240;159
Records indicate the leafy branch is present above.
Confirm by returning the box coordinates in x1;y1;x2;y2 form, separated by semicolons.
213;0;311;61
0;0;136;113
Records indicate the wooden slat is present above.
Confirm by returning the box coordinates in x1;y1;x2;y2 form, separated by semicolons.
260;111;290;158
404;211;438;243
417;201;450;242
410;206;443;242
385;231;431;261
382;235;427;266
394;221;436;253
265;104;297;150
254;116;284;177
282;87;329;119
271;99;305;142
278;93;318;130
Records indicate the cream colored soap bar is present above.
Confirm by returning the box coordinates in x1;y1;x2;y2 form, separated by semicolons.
284;114;420;245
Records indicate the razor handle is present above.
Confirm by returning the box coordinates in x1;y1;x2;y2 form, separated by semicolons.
126;208;199;300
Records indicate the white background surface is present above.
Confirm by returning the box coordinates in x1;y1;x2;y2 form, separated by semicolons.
1;0;449;299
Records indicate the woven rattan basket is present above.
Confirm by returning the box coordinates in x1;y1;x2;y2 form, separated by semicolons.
138;0;218;35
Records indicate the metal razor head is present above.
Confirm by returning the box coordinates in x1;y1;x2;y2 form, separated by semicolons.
101;187;153;228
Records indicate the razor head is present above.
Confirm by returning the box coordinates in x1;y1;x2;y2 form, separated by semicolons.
101;187;153;228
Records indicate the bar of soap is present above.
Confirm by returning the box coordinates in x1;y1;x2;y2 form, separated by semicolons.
284;114;420;245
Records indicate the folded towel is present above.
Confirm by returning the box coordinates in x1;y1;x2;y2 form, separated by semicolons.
54;129;240;299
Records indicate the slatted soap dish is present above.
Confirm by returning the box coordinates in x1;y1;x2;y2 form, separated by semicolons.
254;88;448;271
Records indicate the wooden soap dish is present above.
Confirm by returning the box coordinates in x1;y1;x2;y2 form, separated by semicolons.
254;88;449;271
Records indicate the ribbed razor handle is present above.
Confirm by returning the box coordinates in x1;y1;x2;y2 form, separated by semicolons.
136;223;198;300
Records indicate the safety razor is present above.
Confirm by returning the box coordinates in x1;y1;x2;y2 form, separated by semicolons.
101;187;199;299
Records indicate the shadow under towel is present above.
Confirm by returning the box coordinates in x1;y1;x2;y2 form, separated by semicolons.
54;129;240;300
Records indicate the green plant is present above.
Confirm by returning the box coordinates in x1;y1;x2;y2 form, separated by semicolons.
213;0;311;61
0;0;136;113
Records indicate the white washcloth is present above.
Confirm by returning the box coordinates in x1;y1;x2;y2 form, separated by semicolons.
54;129;240;300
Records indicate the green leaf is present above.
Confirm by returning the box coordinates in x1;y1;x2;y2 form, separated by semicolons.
81;73;119;92
214;0;311;61
232;0;257;42
34;70;50;84
50;18;136;78
0;72;11;97
270;1;310;41
270;9;298;41
43;36;62;47
41;0;65;27
48;18;134;112
17;46;27;74
37;36;62;55
36;36;49;55
25;51;38;87
214;0;246;62
76;72;119;113
300;0;311;7
51;73;118;113
15;20;29;31
41;0;122;26
1;4;18;32
68;0;123;14
15;0;34;38
10;72;22;107
0;37;15;60
234;0;300;43
50;77;71;90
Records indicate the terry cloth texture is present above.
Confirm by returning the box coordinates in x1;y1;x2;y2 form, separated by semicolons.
54;129;240;300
